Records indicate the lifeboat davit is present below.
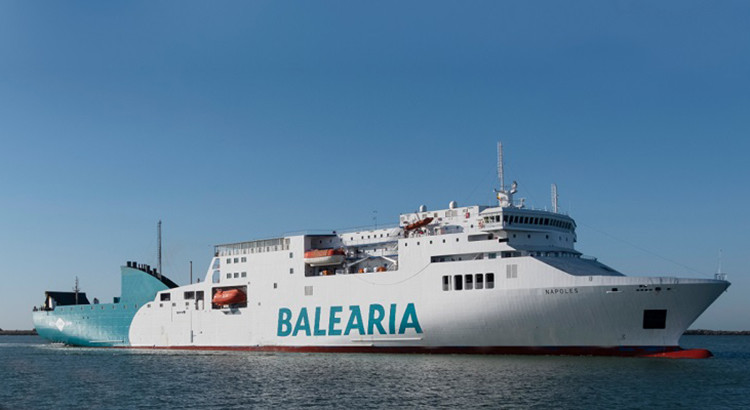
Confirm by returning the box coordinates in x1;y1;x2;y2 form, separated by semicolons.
212;288;246;306
405;217;433;231
304;248;346;267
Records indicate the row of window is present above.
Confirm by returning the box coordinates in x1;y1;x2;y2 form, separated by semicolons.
442;273;495;291
432;253;497;263
226;252;296;265
405;237;461;247
161;291;207;302
216;238;291;257
348;232;394;241
55;304;138;311
484;214;574;230
226;272;247;279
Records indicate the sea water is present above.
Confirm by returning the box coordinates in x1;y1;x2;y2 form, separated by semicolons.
1;335;748;409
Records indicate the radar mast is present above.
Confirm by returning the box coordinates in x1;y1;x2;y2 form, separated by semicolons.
495;142;518;207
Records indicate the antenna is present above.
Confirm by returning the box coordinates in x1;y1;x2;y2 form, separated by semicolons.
157;220;162;280
551;184;558;213
73;276;80;305
497;142;504;191
495;142;517;208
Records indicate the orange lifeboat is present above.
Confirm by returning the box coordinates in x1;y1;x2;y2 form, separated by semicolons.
304;248;346;266
212;288;246;306
405;217;433;231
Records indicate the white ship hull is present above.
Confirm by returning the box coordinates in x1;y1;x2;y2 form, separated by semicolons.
128;233;728;356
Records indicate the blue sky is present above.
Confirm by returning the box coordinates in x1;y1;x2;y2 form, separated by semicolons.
1;1;748;330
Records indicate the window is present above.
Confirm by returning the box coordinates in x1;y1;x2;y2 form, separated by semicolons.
226;273;231;279
475;274;484;289
442;275;451;291
289;252;293;258
486;273;495;289
233;272;239;278
212;259;221;269
233;258;239;263
226;258;231;264
196;291;204;301
290;268;294;274
160;293;171;301
184;291;195;300
241;257;247;262
212;270;220;283
506;264;518;279
274;283;278;289
465;274;473;290
454;275;463;290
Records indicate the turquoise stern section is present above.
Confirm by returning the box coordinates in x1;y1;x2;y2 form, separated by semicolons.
32;266;174;347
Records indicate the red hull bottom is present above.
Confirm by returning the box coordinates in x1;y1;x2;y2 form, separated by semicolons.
124;345;713;358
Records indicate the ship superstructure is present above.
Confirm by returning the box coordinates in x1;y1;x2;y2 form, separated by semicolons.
33;144;730;357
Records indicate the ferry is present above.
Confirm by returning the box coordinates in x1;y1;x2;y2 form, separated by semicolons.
32;144;730;358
